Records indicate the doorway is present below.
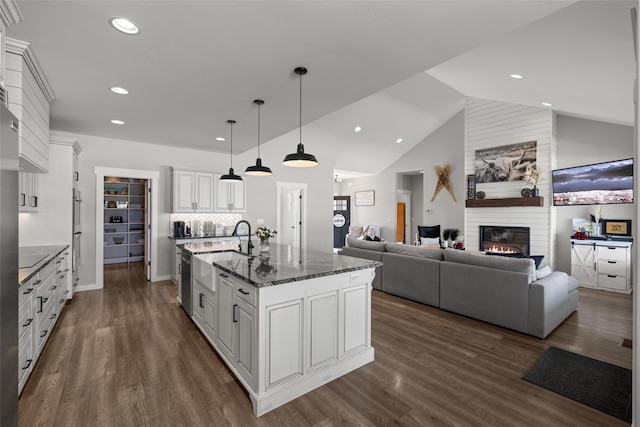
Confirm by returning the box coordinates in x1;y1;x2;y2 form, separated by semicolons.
333;196;350;248
276;182;307;249
95;167;160;288
396;190;411;244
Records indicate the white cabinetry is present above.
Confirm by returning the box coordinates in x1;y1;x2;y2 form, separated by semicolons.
18;248;69;395
18;170;38;212
214;174;245;212
171;168;214;213
6;38;54;173
571;239;632;294
189;252;375;416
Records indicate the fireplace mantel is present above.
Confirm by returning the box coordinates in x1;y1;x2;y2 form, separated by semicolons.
465;196;543;208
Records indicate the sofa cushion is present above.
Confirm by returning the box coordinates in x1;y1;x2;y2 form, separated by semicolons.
444;249;536;283
567;275;579;292
346;237;387;252
386;242;444;260
535;265;552;280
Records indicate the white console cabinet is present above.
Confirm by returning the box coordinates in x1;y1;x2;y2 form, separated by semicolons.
570;239;632;294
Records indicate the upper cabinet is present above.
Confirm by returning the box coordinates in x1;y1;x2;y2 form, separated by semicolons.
214;174;245;212
171;168;215;213
0;0;23;86
5;37;55;173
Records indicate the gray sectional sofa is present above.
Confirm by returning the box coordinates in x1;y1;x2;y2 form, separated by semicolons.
341;237;579;338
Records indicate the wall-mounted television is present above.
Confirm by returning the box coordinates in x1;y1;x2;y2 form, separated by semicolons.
552;158;633;206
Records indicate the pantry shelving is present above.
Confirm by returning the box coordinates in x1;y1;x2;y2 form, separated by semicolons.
103;178;148;264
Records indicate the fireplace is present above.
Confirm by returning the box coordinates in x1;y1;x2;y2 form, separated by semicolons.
479;226;530;256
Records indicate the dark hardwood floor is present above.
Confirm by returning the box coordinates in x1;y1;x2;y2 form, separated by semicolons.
19;263;632;426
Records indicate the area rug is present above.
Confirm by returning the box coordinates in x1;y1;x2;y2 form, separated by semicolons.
523;346;632;423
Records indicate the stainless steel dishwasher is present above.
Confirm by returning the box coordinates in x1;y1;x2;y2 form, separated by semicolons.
181;250;192;316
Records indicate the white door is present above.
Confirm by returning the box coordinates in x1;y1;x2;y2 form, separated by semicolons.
571;243;597;286
145;180;151;280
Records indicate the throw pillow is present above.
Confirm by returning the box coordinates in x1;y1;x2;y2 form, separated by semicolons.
530;255;544;269
417;225;440;238
350;226;363;238
536;265;552;280
420;237;440;247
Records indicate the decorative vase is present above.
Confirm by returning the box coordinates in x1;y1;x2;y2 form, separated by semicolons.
259;239;270;253
532;186;539;197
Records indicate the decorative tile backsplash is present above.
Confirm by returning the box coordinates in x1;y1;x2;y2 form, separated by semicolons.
169;213;242;236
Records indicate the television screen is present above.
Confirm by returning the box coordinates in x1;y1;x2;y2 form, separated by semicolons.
552;158;633;206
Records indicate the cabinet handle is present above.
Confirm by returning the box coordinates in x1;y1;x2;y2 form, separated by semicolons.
34;280;41;285
50;313;56;320
59;299;64;304
59;275;65;280
607;261;616;264
73;171;79;181
607;274;617;278
30;196;38;208
40;330;48;338
22;288;34;295
179;264;182;274
56;260;62;264
50;285;57;290
607;247;617;250
199;293;203;308
233;304;238;323
238;288;249;295
20;193;25;207
23;318;33;327
219;273;228;278
22;359;32;371
64;290;69;294
37;297;43;313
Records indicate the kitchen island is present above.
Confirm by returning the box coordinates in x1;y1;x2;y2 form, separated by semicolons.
183;243;380;416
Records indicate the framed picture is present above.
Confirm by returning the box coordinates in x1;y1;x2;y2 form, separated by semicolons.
355;190;375;206
602;219;632;236
466;174;476;199
474;140;537;183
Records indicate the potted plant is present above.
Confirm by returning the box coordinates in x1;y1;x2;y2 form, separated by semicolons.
442;228;452;248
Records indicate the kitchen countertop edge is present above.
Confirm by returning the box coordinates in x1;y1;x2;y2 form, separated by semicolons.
19;245;70;286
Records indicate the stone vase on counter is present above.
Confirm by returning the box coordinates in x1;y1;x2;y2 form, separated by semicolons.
259;239;270;253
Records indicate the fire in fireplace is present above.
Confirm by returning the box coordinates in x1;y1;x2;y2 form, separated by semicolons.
479;226;530;256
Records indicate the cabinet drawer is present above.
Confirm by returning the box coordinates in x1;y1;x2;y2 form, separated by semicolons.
597;246;628;262
19;283;36;307
597;274;628;291
18;300;33;340
236;284;256;307
597;260;627;276
18;329;33;386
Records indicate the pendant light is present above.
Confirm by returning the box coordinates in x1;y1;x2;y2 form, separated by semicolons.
282;67;319;167
245;99;272;176
220;120;243;182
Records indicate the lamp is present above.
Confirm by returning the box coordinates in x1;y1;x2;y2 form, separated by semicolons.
220;119;243;182
282;67;318;167
245;99;272;176
333;175;343;183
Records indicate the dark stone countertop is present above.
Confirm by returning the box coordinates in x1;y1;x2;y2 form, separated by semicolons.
194;243;382;288
19;245;70;286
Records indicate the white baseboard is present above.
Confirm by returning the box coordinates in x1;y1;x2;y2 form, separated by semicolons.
153;274;171;282
75;283;102;292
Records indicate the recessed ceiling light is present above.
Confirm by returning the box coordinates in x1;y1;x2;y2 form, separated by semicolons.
396;138;403;144
110;86;129;95
110;119;125;125
216;137;225;141
510;74;523;79
110;17;140;35
354;126;362;132
541;102;553;107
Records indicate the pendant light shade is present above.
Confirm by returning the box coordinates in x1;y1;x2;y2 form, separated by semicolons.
220;119;243;182
245;99;273;176
282;67;318;167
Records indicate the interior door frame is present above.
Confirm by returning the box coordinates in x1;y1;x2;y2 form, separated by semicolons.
94;167;159;288
397;190;411;244
276;181;307;249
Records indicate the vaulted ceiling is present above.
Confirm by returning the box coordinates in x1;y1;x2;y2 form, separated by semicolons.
6;1;635;178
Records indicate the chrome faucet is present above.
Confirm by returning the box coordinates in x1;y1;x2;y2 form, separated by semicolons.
232;220;254;255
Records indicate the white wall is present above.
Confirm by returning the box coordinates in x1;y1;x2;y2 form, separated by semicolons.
555;115;634;273
465;98;555;266
338;111;465;242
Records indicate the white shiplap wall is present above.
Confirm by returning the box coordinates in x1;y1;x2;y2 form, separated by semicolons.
465;98;556;268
